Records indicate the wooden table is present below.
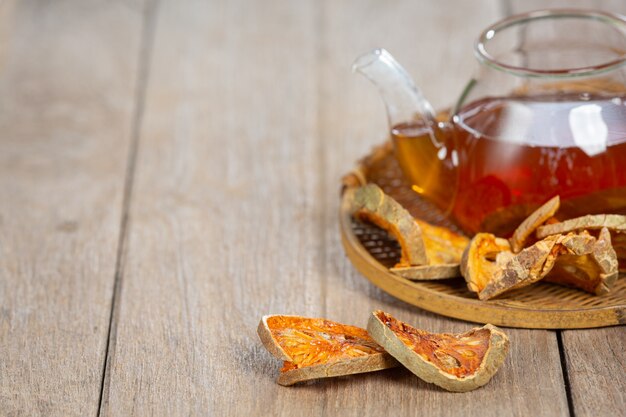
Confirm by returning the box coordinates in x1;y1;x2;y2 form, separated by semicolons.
1;1;624;416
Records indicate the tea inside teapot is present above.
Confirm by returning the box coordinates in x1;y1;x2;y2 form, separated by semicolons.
393;84;626;235
354;10;626;236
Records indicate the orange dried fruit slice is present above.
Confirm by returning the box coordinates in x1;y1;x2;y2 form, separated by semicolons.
478;235;562;300
390;221;468;280
367;311;509;392
460;233;512;295
349;183;468;279
350;184;427;267
536;214;626;272
536;214;626;238
257;315;398;386
545;228;619;295
613;232;626;272
416;219;469;265
509;196;560;253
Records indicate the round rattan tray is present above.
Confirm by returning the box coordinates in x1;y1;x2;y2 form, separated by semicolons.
340;142;626;329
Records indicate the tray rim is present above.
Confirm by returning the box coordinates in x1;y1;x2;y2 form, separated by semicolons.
340;186;626;329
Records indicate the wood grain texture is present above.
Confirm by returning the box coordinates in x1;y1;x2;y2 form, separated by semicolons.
561;327;625;417
101;0;326;415
0;1;143;416
506;2;626;417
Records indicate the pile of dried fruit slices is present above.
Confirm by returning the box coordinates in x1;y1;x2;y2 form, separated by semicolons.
258;312;509;392
348;184;624;300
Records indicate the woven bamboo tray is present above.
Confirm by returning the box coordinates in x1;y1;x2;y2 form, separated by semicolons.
340;142;626;329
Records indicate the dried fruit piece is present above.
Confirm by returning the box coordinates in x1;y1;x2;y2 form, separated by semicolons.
390;220;468;280
390;264;460;280
460;233;512;294
545;228;619;295
536;214;626;238
536;214;626;272
613;232;626;272
510;196;560;253
349;183;468;279
478;235;561;300
258;315;398;386
416;219;469;264
351;184;427;267
367;311;509;392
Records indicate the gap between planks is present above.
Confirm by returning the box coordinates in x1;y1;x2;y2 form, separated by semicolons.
556;332;576;417
97;1;161;415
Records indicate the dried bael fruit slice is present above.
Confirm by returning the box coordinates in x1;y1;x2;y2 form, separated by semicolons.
613;232;626;272
545;228;619;295
367;311;509;392
258;315;398;386
390;222;468;280
416;220;469;265
349;183;468;279
478;235;561;300
350;184;427;267
460;233;512;295
536;214;626;238
509;196;560;253
536;214;626;272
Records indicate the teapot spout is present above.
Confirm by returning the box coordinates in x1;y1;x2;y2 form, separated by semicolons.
352;49;438;136
353;49;457;214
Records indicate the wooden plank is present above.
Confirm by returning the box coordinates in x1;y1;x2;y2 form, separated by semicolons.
317;1;569;416
100;1;326;415
506;2;626;417
0;1;143;416
560;328;625;417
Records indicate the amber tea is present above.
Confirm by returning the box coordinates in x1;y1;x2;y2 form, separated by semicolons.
392;93;626;235
355;12;626;236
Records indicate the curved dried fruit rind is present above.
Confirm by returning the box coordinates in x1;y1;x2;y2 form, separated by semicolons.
536;214;626;238
351;184;428;267
479;236;559;300
613;232;626;272
510;196;560;253
367;311;509;392
536;214;626;272
545;228;619;295
258;315;398;386
460;233;511;294
390;264;460;280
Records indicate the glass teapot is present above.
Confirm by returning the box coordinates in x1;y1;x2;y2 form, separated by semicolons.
353;10;626;236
